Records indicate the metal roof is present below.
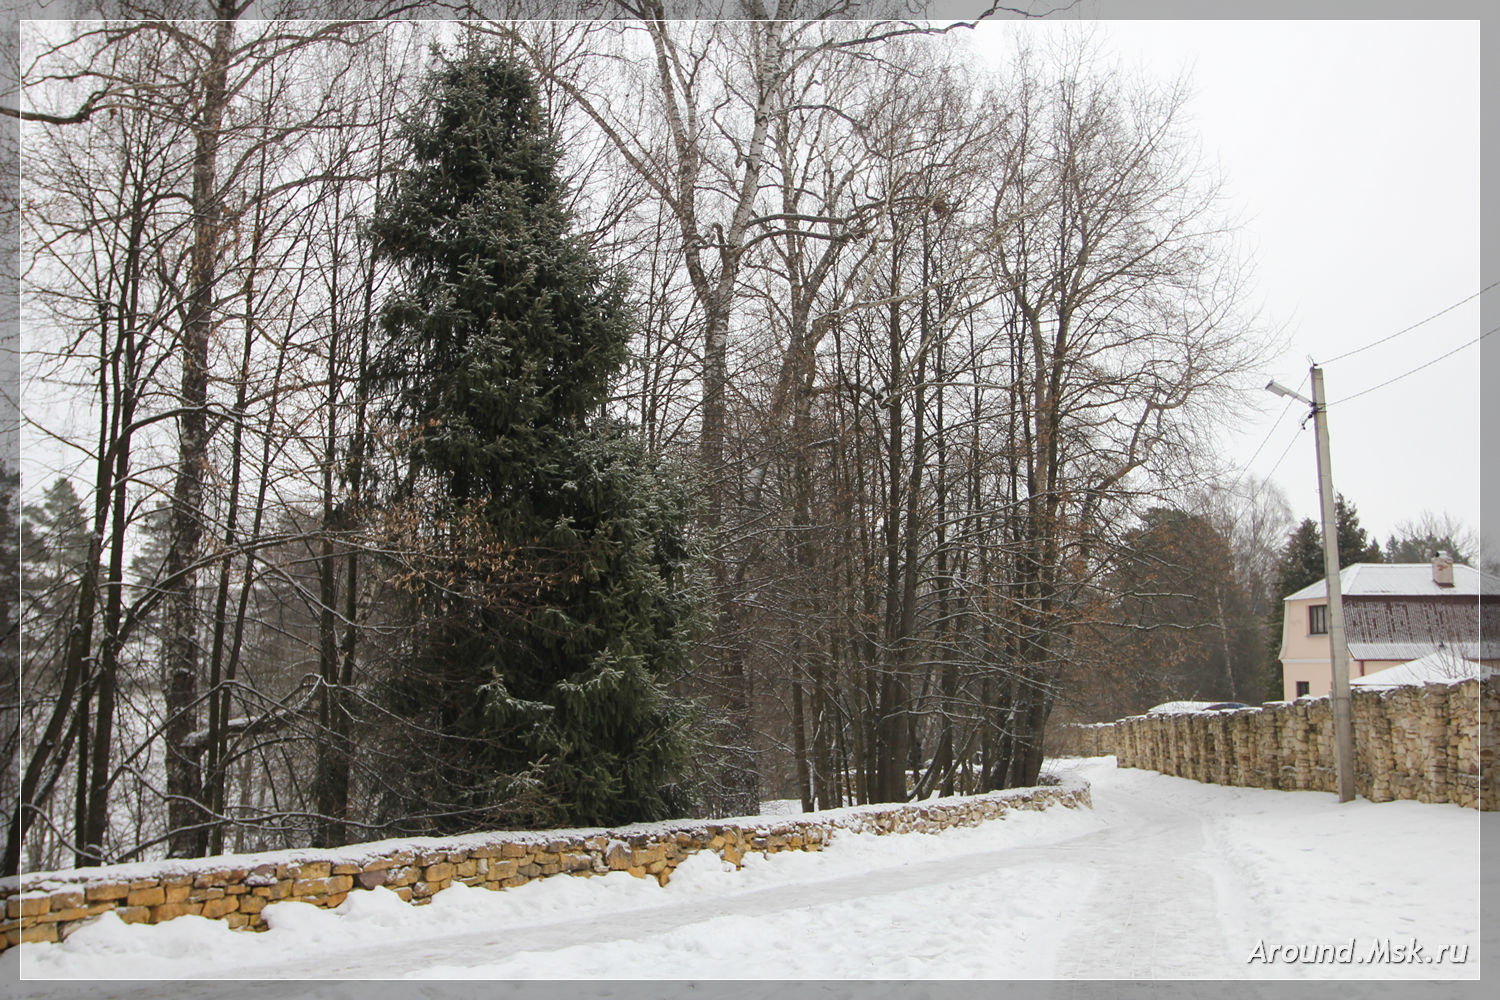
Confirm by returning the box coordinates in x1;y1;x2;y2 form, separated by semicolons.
1347;640;1497;661
1284;562;1500;601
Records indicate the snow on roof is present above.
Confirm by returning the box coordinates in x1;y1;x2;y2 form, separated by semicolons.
1144;701;1247;716
1284;562;1500;601
1347;640;1496;661
1349;650;1495;689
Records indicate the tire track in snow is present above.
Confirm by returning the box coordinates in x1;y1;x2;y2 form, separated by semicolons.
219;834;1098;980
1049;773;1239;978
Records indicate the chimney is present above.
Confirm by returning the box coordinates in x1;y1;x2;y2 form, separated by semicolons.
1432;550;1455;587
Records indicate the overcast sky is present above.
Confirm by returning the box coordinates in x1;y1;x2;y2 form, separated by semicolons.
968;18;1483;554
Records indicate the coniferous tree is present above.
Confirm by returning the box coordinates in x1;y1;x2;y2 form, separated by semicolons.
1333;496;1383;567
1264;494;1383;698
370;49;704;831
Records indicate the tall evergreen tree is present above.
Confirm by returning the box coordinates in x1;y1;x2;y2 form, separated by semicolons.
1333;495;1383;567
1264;494;1383;698
370;50;704;831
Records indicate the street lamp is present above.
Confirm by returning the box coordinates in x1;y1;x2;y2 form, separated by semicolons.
1266;367;1356;803
1265;380;1309;405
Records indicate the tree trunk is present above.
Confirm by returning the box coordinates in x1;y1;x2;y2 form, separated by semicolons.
162;13;235;859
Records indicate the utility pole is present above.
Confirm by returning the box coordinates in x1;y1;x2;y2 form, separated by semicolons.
1267;367;1355;802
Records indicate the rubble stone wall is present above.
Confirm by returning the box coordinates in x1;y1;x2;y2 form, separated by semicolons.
0;778;1090;951
1054;677;1494;811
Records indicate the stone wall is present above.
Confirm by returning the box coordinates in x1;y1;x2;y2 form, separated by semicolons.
0;777;1090;951
1054;676;1494;810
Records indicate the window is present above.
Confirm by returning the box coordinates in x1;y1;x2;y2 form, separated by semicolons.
1308;604;1328;635
1296;681;1311;697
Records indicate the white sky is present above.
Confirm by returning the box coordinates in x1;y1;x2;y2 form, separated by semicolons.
971;19;1483;552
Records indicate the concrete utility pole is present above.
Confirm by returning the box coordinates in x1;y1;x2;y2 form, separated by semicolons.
1266;367;1356;802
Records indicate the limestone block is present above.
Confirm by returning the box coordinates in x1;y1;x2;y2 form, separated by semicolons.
84;883;131;902
150;902;203;921
200;897;238;919
46;890;84;911
126;886;165;907
293;862;332;881
605;841;633;871
14;923;59;944
291;878;333;897
116;906;151;924
630;844;665;867
385;865;421;887
245;864;278;887
8;894;50;918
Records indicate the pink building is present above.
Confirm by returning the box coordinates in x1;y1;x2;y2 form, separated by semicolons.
1277;555;1500;701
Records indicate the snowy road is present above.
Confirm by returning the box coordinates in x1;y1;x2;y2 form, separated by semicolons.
5;757;1483;988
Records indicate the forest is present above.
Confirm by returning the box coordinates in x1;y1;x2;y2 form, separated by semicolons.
5;3;1464;873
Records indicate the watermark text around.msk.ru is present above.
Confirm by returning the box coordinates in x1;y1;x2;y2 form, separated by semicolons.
1248;938;1471;966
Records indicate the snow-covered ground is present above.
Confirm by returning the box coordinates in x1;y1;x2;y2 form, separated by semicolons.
4;757;1483;988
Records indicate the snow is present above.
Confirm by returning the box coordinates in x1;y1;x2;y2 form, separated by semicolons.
1349;650;1495;689
1143;700;1246;716
4;757;1480;987
1348;640;1494;661
1283;561;1499;599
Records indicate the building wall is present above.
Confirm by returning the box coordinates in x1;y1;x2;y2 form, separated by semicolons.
1280;595;1332;699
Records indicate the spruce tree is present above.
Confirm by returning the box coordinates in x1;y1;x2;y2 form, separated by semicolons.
1263;494;1383;699
371;50;703;831
1333;495;1383;567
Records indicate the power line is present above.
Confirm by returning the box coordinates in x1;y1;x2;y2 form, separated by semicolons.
1320;279;1499;366
1216;372;1309;504
1262;423;1305;483
1330;324;1499;406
